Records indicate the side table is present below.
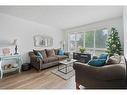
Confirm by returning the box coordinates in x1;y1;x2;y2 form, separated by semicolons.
0;55;23;79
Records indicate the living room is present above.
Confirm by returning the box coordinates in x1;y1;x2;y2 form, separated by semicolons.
0;5;126;91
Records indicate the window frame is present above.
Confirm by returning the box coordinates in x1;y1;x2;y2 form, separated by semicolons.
68;27;109;56
68;32;84;52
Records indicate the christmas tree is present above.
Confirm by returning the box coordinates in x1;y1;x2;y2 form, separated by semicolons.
106;27;122;56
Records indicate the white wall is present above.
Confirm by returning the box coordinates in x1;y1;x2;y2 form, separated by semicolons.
63;17;123;52
0;13;63;63
123;7;127;59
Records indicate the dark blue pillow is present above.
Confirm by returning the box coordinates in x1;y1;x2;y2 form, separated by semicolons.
88;59;106;67
58;49;64;55
98;54;108;60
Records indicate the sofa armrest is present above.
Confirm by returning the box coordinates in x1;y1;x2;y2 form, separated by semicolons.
96;63;126;80
64;52;70;57
29;52;42;64
73;62;126;81
73;62;98;75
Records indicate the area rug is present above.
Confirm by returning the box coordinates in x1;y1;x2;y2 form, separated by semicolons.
51;66;75;80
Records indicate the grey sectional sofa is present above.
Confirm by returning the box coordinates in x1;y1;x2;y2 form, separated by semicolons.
73;56;126;89
29;49;69;71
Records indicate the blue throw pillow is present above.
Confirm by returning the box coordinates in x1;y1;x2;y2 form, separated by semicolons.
88;59;106;67
58;49;64;55
98;54;108;60
37;52;43;59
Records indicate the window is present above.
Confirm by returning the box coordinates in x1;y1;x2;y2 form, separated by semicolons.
95;50;106;56
68;28;108;56
85;31;94;48
94;28;108;55
69;33;76;51
95;29;108;48
68;32;84;52
76;33;84;49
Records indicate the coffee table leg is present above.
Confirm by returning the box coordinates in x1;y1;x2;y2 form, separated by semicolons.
58;62;74;74
65;65;67;74
58;63;60;71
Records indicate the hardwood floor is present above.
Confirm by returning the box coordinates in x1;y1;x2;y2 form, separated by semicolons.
0;66;76;89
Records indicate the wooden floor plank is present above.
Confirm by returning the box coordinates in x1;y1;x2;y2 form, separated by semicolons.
0;66;76;89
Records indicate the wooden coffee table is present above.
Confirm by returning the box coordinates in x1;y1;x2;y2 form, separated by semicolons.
58;59;77;74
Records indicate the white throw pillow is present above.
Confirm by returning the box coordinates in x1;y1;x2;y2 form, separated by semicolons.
120;56;125;64
110;54;121;64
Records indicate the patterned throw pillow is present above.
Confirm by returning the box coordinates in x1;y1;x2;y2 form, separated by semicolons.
33;50;43;59
37;52;43;59
106;54;121;65
39;50;47;58
120;56;125;64
33;49;47;58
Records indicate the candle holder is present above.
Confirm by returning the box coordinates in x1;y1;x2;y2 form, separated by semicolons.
14;45;18;55
14;39;18;55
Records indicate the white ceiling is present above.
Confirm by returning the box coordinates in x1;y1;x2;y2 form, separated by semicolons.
0;6;123;29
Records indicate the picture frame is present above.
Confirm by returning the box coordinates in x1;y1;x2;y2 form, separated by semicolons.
33;35;53;47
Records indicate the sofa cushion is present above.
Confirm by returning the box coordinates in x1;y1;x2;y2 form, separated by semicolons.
43;57;58;63
54;49;60;55
56;55;68;60
88;59;106;67
45;49;55;57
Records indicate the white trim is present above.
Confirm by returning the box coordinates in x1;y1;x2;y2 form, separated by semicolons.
93;29;96;54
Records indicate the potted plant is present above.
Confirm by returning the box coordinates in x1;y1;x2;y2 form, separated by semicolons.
79;48;86;53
